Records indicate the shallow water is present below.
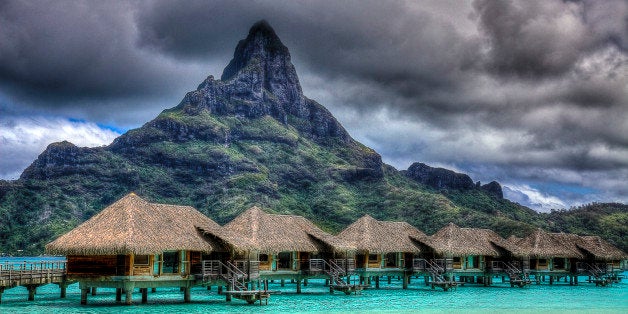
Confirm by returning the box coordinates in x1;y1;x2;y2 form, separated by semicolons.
1;258;627;313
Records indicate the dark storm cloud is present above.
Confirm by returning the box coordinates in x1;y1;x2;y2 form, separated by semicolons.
1;0;626;209
0;0;201;112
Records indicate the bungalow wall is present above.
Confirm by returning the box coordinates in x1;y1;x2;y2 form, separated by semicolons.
67;251;202;278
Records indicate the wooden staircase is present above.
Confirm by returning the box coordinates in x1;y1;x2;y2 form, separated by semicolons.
503;261;531;287
309;259;363;295
202;260;269;304
426;259;457;291
577;262;614;286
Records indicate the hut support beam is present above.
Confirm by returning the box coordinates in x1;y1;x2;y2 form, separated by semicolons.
375;276;380;289
58;283;67;298
27;285;37;301
296;280;302;294
280;279;285;287
116;288;122;302
141;288;148;304
183;287;191;303
91;287;97;295
402;275;408;289
81;288;89;305
124;283;135;305
0;287;4;304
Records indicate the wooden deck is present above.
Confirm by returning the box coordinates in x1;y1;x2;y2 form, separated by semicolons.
0;260;72;303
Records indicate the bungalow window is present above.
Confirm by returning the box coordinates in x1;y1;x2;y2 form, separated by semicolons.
134;254;150;265
277;252;292;269
368;254;379;262
453;257;462;269
259;254;269;262
537;259;547;269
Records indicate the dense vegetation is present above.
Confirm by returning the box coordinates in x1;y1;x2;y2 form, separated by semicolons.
3;104;623;255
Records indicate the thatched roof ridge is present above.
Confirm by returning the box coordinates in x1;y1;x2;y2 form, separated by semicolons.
336;215;426;254
46;193;217;255
513;229;584;258
423;223;509;257
222;206;348;254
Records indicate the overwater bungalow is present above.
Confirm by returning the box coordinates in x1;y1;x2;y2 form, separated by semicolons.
45;193;223;304
549;233;627;284
212;206;353;292
335;215;427;288
510;229;584;283
410;223;525;287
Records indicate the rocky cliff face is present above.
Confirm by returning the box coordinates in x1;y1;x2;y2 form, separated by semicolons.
404;162;503;199
404;162;475;190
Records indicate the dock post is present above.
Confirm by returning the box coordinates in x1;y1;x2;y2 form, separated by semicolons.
569;276;573;285
402;275;408;289
574;275;578;285
225;291;232;302
116;288;122;302
424;276;430;286
27;285;37;301
281;279;285;287
1;286;4;304
218;286;223;294
549;276;554;285
304;279;308;286
81;288;89;305
91;287;97;296
141;288;148;304
184;287;191;303
297;280;302;294
408;276;412;284
375;276;380;289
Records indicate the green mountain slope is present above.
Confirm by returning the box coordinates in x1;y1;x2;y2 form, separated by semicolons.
0;21;622;255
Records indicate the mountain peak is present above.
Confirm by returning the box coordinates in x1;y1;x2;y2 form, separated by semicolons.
220;20;292;81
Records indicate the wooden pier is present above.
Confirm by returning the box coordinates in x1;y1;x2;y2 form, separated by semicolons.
0;260;72;303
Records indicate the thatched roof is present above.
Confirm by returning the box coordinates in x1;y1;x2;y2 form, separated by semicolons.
551;233;627;261
512;229;584;258
46;193;218;255
221;206;350;254
336;215;426;254
416;223;509;257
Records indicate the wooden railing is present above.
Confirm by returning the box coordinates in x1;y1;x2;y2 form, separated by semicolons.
0;260;67;284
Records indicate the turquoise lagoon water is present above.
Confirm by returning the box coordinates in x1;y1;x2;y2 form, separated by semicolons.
1;258;627;313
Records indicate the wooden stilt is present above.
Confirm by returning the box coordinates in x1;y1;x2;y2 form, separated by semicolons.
60;284;67;298
281;279;285;287
207;286;211;291
125;288;133;305
218;286;223;294
27;285;37;301
225;291;232;302
575;275;579;285
569;276;574;285
81;288;89;305
116;288;122;302
184;287;191;303
141;288;148;304
375;276;380;289
152;288;156;293
424;275;430;286
549;276;554;285
388;276;392;284
402;275;408;289
297;280;302;294
304;279;308;286
0;287;4;304
91;287;97;296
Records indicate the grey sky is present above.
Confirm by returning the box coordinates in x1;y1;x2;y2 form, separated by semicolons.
1;0;626;211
